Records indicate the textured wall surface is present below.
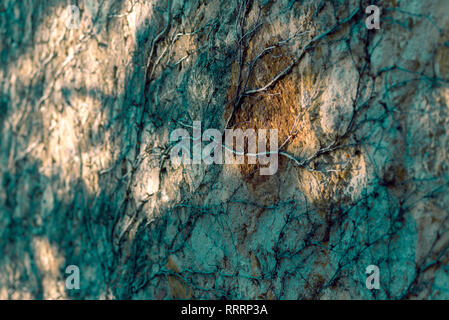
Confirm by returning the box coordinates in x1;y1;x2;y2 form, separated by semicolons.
1;0;449;299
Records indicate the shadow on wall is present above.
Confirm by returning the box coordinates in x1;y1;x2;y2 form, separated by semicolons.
2;0;449;300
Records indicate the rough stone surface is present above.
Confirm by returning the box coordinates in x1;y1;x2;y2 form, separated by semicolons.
1;0;449;299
